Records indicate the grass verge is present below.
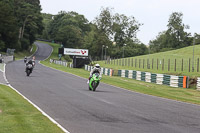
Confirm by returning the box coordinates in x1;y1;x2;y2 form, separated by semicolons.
0;84;63;133
40;41;200;105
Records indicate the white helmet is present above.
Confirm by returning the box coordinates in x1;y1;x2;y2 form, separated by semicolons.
95;64;100;68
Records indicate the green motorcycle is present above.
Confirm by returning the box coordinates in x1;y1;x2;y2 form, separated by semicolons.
89;73;101;91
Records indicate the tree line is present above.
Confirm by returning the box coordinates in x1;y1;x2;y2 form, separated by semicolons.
0;0;43;52
1;2;200;58
40;8;148;60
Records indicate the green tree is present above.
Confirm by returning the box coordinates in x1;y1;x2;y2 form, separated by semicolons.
150;12;192;53
94;7;143;58
0;0;19;51
48;11;90;48
83;24;111;59
55;25;83;48
12;0;43;50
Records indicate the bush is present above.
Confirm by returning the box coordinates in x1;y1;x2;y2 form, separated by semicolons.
63;55;72;62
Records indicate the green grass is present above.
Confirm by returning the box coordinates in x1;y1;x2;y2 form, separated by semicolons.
40;41;200;105
0;84;64;133
0;63;4;71
14;44;37;60
97;45;200;78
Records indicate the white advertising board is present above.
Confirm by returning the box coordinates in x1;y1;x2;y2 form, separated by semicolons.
64;48;88;56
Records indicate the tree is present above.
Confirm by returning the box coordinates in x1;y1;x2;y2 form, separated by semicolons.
83;24;111;59
150;12;192;53
94;7;143;58
12;0;43;50
166;12;191;48
55;25;83;48
0;0;19;51
48;11;90;48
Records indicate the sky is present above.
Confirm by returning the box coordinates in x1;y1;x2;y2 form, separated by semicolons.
40;0;200;45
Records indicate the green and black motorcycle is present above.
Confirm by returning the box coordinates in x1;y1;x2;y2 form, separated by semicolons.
89;73;102;91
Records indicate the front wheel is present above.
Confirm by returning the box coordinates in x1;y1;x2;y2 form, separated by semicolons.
26;69;30;76
92;81;99;91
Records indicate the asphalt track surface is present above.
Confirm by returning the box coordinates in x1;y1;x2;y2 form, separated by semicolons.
6;42;200;133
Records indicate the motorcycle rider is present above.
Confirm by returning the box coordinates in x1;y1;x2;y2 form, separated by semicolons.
25;60;33;73
24;56;27;63
87;64;102;84
32;56;36;67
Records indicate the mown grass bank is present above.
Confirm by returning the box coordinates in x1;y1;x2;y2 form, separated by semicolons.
40;41;200;105
0;84;64;133
97;44;200;78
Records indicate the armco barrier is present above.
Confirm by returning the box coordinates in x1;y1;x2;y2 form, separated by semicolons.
85;65;189;88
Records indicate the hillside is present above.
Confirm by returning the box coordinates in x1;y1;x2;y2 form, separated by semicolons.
97;44;200;77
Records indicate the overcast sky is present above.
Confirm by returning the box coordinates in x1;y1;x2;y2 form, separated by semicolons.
40;0;200;45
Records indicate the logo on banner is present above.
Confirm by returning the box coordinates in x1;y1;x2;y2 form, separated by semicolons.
81;50;87;55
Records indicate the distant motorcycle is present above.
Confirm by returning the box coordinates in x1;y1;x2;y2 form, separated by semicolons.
26;63;33;76
89;73;101;91
24;58;27;63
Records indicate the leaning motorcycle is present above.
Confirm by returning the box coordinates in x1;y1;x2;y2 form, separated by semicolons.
26;64;33;76
89;73;101;91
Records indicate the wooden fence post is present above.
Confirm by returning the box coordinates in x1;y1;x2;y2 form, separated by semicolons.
175;59;176;71
157;59;158;70
143;59;144;69
189;58;190;72
135;59;137;68
198;58;199;72
162;59;164;71
128;58;130;67
168;59;170;71
152;58;154;69
139;59;141;68
181;59;183;71
132;58;133;67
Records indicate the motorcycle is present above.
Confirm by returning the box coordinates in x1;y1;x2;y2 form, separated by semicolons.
26;64;33;76
89;73;101;91
24;58;27;63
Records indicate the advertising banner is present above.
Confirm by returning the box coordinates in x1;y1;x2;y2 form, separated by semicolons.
64;48;88;56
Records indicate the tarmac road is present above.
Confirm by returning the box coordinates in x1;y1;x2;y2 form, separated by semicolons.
5;42;200;133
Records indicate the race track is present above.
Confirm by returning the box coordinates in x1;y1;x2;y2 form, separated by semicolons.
5;42;200;133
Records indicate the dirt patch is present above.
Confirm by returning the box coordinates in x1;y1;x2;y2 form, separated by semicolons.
0;109;2;113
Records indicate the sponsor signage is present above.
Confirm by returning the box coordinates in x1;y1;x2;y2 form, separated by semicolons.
64;48;88;56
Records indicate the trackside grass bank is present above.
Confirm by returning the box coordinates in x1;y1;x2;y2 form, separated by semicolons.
97;44;200;78
40;41;200;105
0;84;64;133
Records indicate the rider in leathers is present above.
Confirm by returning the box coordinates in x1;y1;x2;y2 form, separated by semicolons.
87;64;102;83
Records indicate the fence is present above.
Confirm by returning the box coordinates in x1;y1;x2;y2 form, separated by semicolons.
50;59;73;68
105;57;200;72
0;55;14;63
85;65;189;88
